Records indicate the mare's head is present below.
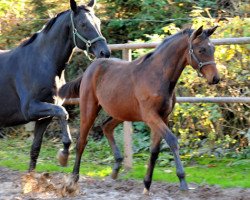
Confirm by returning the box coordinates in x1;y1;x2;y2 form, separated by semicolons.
70;0;110;58
187;26;220;84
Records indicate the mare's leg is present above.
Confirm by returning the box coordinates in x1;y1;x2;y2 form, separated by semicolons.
29;117;52;172
25;101;72;166
143;132;162;194
146;113;188;190
102;117;123;179
57;118;72;166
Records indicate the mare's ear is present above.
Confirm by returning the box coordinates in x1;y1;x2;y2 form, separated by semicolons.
70;0;78;13
87;0;96;8
190;26;203;41
205;26;218;37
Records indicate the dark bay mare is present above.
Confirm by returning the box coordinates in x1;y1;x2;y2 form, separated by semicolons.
0;0;110;172
59;26;220;193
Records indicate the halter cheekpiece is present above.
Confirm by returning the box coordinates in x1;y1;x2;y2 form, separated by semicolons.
188;39;216;77
70;12;106;58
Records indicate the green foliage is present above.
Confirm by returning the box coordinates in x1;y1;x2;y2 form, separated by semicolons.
0;0;69;48
100;0;192;43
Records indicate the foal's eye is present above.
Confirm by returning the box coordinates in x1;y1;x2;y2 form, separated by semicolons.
198;47;206;54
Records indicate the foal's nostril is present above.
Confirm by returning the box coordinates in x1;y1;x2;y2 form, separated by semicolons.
212;76;220;84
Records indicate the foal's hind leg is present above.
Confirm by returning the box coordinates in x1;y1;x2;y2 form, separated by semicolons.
102;117;123;179
143;132;162;195
29;117;52;172
72;106;100;180
65;93;100;193
146;113;188;191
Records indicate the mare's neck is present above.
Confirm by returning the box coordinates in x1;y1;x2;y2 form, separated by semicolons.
35;12;75;74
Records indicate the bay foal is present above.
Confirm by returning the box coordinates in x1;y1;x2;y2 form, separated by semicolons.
60;26;220;193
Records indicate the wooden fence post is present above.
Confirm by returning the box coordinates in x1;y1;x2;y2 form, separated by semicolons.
122;49;133;170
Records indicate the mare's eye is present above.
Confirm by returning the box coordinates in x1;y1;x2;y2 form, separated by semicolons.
81;23;86;27
198;47;206;54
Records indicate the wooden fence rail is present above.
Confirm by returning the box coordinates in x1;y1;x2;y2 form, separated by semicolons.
64;97;250;105
70;37;250;170
75;37;250;52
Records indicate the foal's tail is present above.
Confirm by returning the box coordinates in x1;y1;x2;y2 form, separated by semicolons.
59;76;82;98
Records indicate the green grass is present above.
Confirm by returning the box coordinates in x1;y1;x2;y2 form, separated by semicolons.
0;137;249;188
0;137;112;177
124;158;250;188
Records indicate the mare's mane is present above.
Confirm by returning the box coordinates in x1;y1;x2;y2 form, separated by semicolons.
20;10;68;47
20;5;93;48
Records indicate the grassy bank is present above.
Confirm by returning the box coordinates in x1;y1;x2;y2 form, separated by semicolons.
0;137;249;188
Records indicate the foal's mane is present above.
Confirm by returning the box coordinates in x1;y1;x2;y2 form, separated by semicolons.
138;28;194;64
20;5;92;48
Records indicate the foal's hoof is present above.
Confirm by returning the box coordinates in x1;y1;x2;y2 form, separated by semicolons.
180;180;189;191
61;176;79;197
142;188;153;196
57;149;69;167
111;170;119;180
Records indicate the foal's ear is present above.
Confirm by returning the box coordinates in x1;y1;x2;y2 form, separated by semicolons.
70;0;78;13
190;26;203;41
205;26;218;37
87;0;96;8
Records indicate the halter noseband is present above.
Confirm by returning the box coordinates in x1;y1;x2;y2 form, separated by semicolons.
70;12;106;58
188;39;216;77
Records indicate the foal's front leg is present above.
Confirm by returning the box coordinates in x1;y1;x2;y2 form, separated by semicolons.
24;100;72;167
146;113;188;191
164;126;188;190
143;132;161;195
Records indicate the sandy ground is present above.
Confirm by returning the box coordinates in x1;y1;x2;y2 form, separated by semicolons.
0;167;249;200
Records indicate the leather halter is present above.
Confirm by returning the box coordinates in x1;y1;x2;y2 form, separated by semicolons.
188;39;216;76
70;12;106;58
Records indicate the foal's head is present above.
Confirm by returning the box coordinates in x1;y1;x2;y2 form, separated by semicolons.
70;0;110;58
187;26;220;84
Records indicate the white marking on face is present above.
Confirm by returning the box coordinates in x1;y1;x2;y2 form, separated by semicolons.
85;13;95;25
85;12;101;32
86;13;100;25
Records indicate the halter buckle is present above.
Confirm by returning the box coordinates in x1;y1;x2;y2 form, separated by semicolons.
198;62;203;68
189;49;193;54
86;41;91;47
73;28;77;34
197;70;203;77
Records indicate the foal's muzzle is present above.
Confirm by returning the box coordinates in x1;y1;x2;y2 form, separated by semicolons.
208;75;220;85
212;76;220;84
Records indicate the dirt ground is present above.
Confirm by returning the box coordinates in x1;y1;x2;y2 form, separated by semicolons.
0;167;249;200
